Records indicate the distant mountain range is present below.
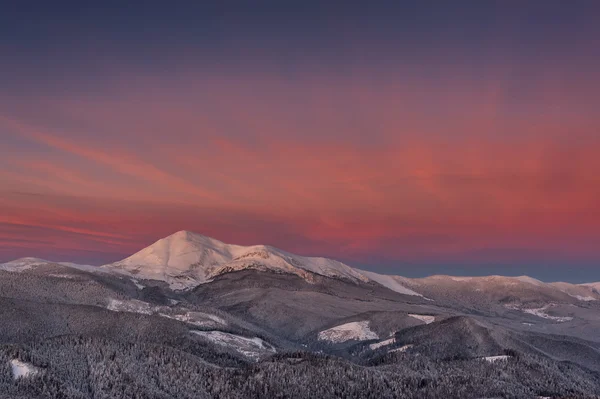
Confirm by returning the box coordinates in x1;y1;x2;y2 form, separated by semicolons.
2;230;600;398
6;229;597;300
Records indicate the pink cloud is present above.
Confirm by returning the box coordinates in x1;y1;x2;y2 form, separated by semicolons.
0;69;599;267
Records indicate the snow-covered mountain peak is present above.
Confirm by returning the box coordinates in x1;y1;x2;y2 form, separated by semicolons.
101;230;417;293
167;230;229;248
149;230;233;261
102;230;236;285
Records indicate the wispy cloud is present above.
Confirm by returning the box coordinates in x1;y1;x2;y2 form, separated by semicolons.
0;67;599;270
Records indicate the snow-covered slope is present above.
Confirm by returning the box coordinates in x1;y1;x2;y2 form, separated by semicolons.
191;330;275;360
357;269;422;297
408;314;435;324
0;257;101;274
408;274;600;306
549;282;598;301
0;257;49;272
580;282;600;291
318;321;379;343
101;230;419;294
105;298;227;328
369;337;395;350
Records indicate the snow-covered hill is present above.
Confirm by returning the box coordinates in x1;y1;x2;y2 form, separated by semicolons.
0;257;51;272
0;257;101;274
101;230;419;293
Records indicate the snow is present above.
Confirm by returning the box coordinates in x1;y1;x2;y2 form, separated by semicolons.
101;230;421;294
506;304;573;322
107;299;155;315
10;359;38;380
408;314;435;324
106;299;227;327
389;344;413;353
581;282;600;290
482;355;510;363
131;279;146;290
0;257;49;272
48;273;78;279
159;311;227;328
438;275;548;288
571;295;596;301
191;330;275;360
449;277;473;282
357;270;422;296
548;282;599;301
521;307;573;322
102;231;370;289
59;262;105;273
190;312;226;326
318;321;379;343
369;338;395;350
515;276;546;287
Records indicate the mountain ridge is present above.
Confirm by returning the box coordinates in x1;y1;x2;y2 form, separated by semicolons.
2;230;599;300
100;230;421;294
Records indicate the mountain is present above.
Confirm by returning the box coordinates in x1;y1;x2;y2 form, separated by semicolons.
4;231;599;318
102;230;421;295
3;231;600;397
97;231;600;344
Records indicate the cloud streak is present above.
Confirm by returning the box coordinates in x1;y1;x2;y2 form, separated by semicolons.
1;59;599;279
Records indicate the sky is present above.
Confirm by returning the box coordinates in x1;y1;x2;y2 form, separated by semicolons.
1;1;599;282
